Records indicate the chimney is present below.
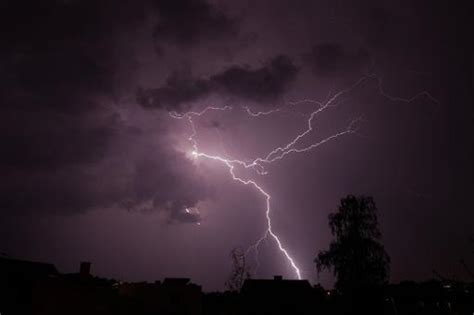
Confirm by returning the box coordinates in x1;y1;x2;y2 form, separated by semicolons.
80;261;91;277
274;275;283;281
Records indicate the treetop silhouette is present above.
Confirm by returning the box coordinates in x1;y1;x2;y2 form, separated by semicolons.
315;195;390;293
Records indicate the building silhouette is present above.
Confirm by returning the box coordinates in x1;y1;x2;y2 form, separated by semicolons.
0;256;58;314
240;275;322;315
1;256;473;315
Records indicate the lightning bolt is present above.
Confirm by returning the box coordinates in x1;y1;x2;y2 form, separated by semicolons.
169;74;438;280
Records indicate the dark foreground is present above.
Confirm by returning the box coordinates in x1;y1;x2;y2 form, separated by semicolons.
1;257;473;315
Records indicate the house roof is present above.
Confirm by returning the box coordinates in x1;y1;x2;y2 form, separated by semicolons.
0;256;58;278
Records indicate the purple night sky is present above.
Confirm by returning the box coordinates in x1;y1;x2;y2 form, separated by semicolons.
1;0;473;291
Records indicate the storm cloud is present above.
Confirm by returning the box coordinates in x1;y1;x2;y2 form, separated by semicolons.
0;0;473;291
137;54;298;111
152;0;240;53
304;43;371;77
0;0;216;223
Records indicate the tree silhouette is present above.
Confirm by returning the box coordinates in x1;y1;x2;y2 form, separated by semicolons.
225;247;251;291
315;195;390;293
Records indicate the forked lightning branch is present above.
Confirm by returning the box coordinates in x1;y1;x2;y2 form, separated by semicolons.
169;74;437;280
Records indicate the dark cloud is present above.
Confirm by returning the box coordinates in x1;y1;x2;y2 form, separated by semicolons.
137;69;211;112
0;0;129;176
0;0;134;214
0;110;118;171
358;6;399;47
137;55;298;110
211;55;299;102
0;108;125;215
0;115;213;224
152;0;239;53
0;166;122;215
0;0;148;113
0;0;213;223
127;151;213;224
304;43;371;77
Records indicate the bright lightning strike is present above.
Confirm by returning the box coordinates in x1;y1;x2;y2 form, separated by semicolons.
169;74;438;280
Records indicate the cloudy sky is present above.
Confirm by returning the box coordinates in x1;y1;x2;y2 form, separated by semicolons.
1;0;473;290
